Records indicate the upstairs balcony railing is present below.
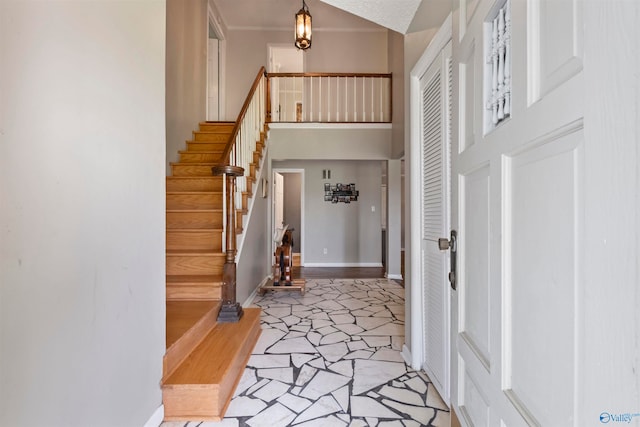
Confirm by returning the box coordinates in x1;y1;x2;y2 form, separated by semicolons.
266;72;392;124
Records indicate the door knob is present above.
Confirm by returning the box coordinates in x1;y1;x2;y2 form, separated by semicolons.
438;230;457;290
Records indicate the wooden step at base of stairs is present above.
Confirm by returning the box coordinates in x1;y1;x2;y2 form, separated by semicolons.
167;210;223;229
166;275;223;301
164;300;221;382
166;229;223;251
166;177;222;192
167;193;223;210
171;163;220;177
166;250;226;276
162;308;262;421
186;141;227;152
193;132;230;142
199;121;235;132
179;151;224;163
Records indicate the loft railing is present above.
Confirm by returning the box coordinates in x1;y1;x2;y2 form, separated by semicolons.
213;66;267;322
266;72;392;123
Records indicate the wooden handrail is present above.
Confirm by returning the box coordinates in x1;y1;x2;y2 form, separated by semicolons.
220;66;267;165
267;72;392;78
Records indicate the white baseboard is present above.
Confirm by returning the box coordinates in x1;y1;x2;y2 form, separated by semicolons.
401;344;413;368
243;275;270;307
386;273;403;280
303;262;383;268
143;405;163;427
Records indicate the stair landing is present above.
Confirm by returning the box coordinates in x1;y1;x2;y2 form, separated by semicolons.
162;308;262;421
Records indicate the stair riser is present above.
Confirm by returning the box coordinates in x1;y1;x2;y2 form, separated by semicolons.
167;231;223;251
172;164;218;177
166;255;224;276
167;212;223;229
166;194;223;210
180;152;223;163
199;123;235;132
166;178;222;192
186;141;227;152
166;284;223;301
193;132;230;142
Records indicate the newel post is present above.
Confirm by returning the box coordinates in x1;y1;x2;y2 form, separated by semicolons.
212;164;245;323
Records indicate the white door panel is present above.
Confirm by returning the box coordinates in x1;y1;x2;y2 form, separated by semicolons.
450;0;591;425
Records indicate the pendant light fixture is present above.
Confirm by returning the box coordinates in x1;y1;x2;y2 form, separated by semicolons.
295;0;312;50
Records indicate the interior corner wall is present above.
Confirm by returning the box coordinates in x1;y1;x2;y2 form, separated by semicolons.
389;31;405;159
225;29;389;119
272;160;382;267
166;0;208;173
0;2;166;426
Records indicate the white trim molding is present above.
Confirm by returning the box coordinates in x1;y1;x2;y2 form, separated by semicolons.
303;262;383;268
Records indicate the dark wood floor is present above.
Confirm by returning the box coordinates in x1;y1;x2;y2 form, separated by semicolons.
292;266;385;279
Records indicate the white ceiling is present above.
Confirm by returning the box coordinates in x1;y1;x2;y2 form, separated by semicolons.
212;0;385;32
211;0;451;34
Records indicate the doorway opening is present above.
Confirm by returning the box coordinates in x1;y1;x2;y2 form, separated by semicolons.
207;9;225;121
272;169;305;267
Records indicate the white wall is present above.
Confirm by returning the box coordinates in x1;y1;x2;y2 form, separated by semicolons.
388;31;405;158
0;2;166;426
166;0;208;171
273;160;382;266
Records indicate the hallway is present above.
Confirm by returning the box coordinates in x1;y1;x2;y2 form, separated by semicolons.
162;278;449;426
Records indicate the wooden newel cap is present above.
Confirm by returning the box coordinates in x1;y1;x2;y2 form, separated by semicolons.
212;164;245;177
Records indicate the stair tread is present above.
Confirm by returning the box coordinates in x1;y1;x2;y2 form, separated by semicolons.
171;162;220;166
166;208;222;212
166;228;223;232
164;308;261;385
166;275;224;283
167;177;221;180
166;250;226;255
166;300;221;350
179;150;224;154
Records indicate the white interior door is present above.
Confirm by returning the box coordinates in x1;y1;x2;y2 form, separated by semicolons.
419;42;452;404
273;172;284;231
450;0;588;425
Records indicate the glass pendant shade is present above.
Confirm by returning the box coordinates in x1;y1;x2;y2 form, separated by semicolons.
295;1;312;50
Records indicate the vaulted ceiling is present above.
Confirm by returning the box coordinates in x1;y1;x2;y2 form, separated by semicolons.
211;0;451;34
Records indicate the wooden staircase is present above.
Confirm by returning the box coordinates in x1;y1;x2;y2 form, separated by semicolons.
162;121;264;421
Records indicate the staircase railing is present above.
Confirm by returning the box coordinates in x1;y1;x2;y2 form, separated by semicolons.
213;66;267;322
266;72;392;123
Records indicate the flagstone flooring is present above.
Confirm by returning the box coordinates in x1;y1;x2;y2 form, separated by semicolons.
162;279;449;427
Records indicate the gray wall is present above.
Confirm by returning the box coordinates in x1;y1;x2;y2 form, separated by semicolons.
283;173;302;253
389;30;405;158
0;1;166;425
273;160;382;266
166;0;208;172
226;29;389;119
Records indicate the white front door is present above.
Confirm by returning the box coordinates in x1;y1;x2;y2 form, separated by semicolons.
450;0;591;425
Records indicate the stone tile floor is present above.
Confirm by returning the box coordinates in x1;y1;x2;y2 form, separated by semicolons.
162;279;449;427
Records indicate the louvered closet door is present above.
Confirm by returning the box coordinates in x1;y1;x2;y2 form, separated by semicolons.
419;42;452;403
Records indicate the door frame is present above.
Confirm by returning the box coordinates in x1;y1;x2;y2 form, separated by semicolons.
407;12;452;396
272;168;305;266
207;6;226;120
